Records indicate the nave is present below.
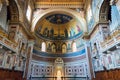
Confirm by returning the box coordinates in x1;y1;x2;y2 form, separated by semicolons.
0;0;120;80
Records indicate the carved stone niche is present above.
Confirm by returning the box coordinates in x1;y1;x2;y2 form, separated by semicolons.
8;0;19;22
54;57;64;78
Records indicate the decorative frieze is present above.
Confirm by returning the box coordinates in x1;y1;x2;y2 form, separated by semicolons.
100;29;120;51
0;35;18;52
35;2;84;8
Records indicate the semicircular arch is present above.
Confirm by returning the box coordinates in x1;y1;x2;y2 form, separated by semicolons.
32;8;87;33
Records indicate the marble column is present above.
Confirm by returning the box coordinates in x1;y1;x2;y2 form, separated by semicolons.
23;40;34;79
84;41;95;79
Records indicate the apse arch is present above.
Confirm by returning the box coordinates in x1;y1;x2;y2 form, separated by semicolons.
91;0;104;24
34;10;85;40
14;0;25;22
32;8;87;33
0;0;20;30
9;0;24;22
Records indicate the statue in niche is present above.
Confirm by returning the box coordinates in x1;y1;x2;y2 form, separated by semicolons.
64;28;68;38
9;31;15;40
18;39;21;49
19;59;22;67
6;55;10;64
8;26;17;41
20;43;25;54
115;51;120;66
108;55;112;64
12;55;17;69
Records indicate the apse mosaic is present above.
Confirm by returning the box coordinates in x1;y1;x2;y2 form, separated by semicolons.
35;13;83;40
46;14;73;24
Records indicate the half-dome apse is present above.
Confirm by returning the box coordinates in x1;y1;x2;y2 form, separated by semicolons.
35;12;84;40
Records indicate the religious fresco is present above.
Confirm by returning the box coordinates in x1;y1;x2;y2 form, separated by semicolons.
34;37;85;53
35;13;83;40
46;14;73;24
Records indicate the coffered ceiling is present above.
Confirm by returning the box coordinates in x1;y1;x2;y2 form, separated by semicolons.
34;0;86;9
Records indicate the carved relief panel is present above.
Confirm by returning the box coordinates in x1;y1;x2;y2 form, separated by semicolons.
8;25;19;42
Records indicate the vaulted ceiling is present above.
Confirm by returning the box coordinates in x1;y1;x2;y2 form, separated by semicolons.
32;0;89;41
34;12;83;40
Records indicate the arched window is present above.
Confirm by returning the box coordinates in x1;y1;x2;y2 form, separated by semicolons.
26;5;32;21
62;44;67;53
41;42;46;52
51;43;56;53
72;42;77;52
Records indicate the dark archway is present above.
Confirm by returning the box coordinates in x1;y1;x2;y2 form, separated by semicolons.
8;0;19;22
99;0;111;22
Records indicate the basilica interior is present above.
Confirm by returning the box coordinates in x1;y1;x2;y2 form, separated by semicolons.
0;0;120;80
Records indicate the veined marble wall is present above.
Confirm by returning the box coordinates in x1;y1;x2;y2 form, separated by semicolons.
64;62;88;77
0;49;24;71
110;3;120;31
30;60;88;78
31;61;53;77
93;49;120;71
90;23;120;72
90;26;104;71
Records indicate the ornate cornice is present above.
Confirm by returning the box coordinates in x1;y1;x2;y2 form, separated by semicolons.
35;2;84;8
